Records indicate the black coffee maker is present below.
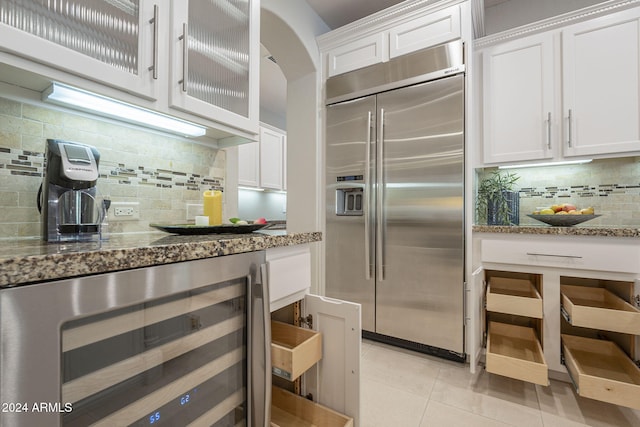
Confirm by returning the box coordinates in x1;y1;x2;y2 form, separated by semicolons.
38;139;102;242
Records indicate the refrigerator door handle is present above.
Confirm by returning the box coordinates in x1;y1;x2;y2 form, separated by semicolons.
377;108;385;282
365;111;372;280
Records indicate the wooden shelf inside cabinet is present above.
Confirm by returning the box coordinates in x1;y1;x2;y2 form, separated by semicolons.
271;321;322;381
486;321;548;386
271;386;353;427
561;285;640;335
487;277;543;319
562;334;640;410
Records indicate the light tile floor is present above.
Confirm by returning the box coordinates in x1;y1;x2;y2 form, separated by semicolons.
360;339;640;427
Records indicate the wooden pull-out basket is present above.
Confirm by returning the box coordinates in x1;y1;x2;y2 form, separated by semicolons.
271;321;322;381
486;321;548;386
271;386;353;427
487;277;543;318
561;285;640;334
562;334;640;410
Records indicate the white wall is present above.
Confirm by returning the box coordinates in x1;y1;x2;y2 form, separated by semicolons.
484;0;606;34
259;1;329;293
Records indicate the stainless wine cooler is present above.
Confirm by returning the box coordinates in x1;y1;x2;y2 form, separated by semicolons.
0;252;271;427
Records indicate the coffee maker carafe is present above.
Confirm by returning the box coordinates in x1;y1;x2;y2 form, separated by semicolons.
38;139;102;242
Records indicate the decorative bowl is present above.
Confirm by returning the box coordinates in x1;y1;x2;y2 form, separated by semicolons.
526;214;601;227
150;223;268;235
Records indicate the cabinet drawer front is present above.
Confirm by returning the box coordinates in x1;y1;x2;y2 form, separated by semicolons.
562;334;640;410
481;239;640;273
389;5;460;59
267;246;311;305
561;285;640;334
487;277;543;318
486;322;548;386
327;33;386;77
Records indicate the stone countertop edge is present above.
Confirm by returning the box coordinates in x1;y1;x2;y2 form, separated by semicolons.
472;225;640;238
0;232;322;288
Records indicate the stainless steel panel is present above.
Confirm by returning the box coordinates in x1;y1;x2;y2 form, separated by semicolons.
325;95;376;332
0;251;267;427
326;40;464;105
375;74;465;352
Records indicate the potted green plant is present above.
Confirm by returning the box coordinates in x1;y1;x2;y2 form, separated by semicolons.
476;170;520;225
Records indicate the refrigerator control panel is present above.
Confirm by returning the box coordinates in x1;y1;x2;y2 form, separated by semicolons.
336;188;363;216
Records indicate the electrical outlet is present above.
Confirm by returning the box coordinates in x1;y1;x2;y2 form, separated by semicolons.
115;207;134;216
110;202;140;221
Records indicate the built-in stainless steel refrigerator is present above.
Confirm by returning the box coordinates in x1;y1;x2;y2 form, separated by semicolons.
325;40;465;361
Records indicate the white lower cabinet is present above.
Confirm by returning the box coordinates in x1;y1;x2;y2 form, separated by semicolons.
476;235;640;409
267;245;361;427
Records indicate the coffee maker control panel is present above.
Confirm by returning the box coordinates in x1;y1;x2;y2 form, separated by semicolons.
60;143;99;182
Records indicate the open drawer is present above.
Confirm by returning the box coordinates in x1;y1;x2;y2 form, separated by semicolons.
271;321;322;381
562;334;640;410
487;277;542;318
271;386;354;427
486;321;548;386
561;285;640;335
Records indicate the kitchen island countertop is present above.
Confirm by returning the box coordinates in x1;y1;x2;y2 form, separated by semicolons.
0;230;321;288
473;224;640;238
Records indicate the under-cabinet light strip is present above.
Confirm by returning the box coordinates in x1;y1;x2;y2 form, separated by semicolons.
42;83;207;137
498;159;592;169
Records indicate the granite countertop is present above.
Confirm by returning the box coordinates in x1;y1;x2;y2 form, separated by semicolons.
473;225;640;238
0;230;321;288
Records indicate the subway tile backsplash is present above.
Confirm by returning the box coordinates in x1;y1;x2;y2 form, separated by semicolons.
477;157;640;227
0;96;225;239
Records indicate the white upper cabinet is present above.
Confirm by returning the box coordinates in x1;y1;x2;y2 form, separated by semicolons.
0;0;159;100
327;33;387;78
324;3;461;77
0;0;260;138
238;140;260;188
169;0;260;135
482;32;555;164
562;9;640;157
388;5;460;59
238;124;286;191
479;4;640;165
259;126;285;191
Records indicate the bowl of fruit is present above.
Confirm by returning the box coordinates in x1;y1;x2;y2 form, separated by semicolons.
527;204;600;226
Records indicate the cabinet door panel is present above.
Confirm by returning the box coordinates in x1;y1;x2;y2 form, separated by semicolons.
563;11;640;156
238;141;259;187
389;5;460;59
259;127;284;190
482;33;555;164
327;33;386;77
169;0;259;135
0;0;158;99
468;267;485;374
304;294;361;427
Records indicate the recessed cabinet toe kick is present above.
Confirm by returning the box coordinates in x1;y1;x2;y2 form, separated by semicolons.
476;236;640;410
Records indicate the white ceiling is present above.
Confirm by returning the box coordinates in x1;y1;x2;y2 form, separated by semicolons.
304;0;510;30
305;0;406;30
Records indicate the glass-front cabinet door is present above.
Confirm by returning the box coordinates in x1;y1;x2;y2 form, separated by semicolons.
0;0;159;99
169;0;259;136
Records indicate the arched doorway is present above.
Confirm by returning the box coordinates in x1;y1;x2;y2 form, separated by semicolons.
260;2;329;293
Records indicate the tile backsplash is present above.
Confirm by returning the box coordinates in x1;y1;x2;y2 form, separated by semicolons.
0;96;225;239
477;157;640;227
